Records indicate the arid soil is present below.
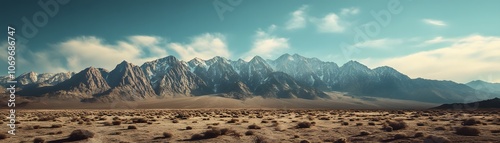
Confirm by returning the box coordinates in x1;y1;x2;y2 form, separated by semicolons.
1;109;499;143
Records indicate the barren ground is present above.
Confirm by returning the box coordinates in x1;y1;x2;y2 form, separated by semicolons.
1;109;499;143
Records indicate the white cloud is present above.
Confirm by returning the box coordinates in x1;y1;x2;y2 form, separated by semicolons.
362;35;500;83
243;25;290;61
422;19;447;26
169;33;230;61
55;36;169;71
0;35;171;73
424;36;446;44
285;5;308;30
416;36;457;47
313;13;345;33
353;38;402;49
341;7;359;15
0;34;231;73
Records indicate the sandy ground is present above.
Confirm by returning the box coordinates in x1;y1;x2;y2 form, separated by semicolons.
10;92;438;110
0;109;499;143
2;93;498;142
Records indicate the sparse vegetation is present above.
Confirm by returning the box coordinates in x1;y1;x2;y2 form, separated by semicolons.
68;129;94;141
385;120;407;130
360;130;371;136
456;126;480;136
112;120;121;125
245;130;254;136
127;125;137;129
51;124;62;128
394;133;407;139
254;135;270;143
163;132;173;138
297;121;312;128
0;133;7;140
248;124;261;129
3;109;500;142
33;137;45;143
414;132;425;137
191;133;204;140
462;118;480;126
424;135;451;143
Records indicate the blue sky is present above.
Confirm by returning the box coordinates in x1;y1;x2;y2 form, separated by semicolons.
1;0;500;83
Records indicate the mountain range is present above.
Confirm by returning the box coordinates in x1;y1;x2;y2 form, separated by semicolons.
466;80;500;95
3;54;499;103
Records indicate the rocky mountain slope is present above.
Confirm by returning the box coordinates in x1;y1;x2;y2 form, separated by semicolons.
466;80;500;95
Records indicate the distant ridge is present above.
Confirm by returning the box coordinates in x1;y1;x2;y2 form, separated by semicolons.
432;98;500;109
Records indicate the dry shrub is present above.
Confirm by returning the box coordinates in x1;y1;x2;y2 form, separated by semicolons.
248;124;261;129
0;133;7;139
203;128;221;139
385;121;407;130
491;129;500;133
33;137;45;143
163;132;173;138
462;118;480;126
319;117;330;120
51;124;63;128
228;118;239;123
414;132;425;138
300;140;310;143
127;125;137;129
341;122;349;126
360;130;371;136
254;135;270;143
112;120;121;125
455;126;480;136
245;130;254;136
394;133;407;139
132;118;148;123
435;126;446;131
33;125;40;129
109;132;121;135
297;121;312;128
219;128;233;135
103;122;113;126
385;126;393;132
423;135;451;143
191;133;204;140
68;129;94;141
417;122;425;126
333;137;347;143
38;116;55;121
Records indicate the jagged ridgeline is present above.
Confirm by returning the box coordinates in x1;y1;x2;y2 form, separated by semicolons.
3;54;495;103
